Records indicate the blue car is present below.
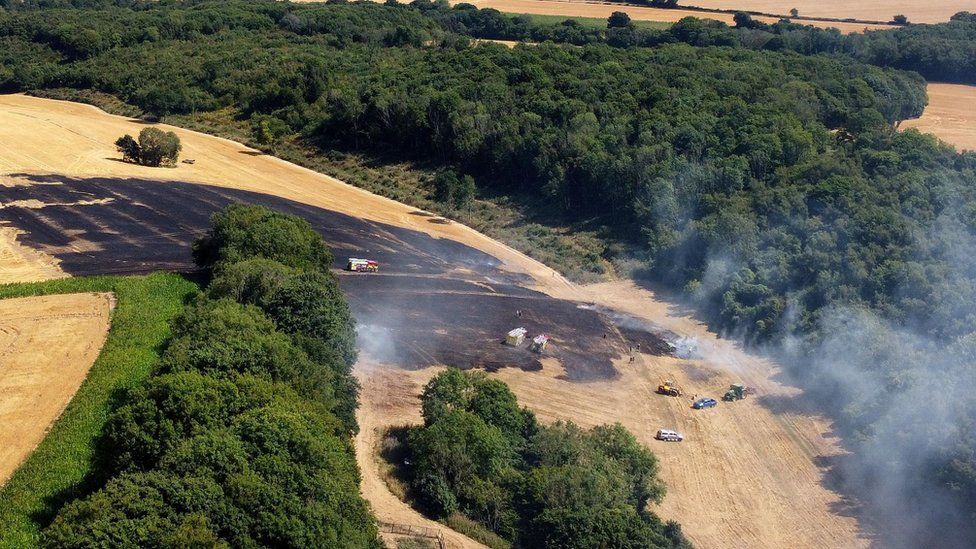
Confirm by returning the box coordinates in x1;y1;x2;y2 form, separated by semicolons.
692;397;717;409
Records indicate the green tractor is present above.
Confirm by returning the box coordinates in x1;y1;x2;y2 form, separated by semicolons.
722;383;746;402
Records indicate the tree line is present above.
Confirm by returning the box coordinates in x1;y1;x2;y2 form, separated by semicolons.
415;3;976;85
41;204;378;546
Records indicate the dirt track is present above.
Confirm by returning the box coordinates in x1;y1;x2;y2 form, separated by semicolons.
687;0;973;24
356;365;488;549
901;83;976;152
0;94;871;547
0;293;113;486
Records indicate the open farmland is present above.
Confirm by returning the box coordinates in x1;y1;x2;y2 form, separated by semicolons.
687;0;974;24
901;83;976;152
416;0;892;33
0;293;112;485
0;93;874;548
0;227;65;284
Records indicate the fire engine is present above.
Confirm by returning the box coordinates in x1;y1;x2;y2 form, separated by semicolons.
346;258;379;272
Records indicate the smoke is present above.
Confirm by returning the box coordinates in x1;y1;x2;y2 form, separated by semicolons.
777;305;976;548
671;336;700;360
652;177;976;546
356;320;402;364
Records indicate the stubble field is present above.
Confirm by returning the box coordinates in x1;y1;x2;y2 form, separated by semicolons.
0;293;112;485
901;82;976;152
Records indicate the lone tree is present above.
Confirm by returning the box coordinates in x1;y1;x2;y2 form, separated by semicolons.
790;7;799;17
892;14;909;24
733;11;757;28
115;127;181;167
607;11;632;28
252;116;290;154
433;170;477;208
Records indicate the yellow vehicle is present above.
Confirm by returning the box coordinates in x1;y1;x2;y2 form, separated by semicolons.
656;380;682;397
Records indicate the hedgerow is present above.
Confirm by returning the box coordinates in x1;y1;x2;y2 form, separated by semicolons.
39;204;378;548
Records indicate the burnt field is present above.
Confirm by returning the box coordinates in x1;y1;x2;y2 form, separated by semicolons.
0;174;673;379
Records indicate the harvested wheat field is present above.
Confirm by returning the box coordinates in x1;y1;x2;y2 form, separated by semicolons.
901;83;976;152
0;226;65;284
0;94;870;547
0;94;559;287
458;0;887;32
688;0;974;24
346;0;891;32
356;280;869;549
0;293;113;485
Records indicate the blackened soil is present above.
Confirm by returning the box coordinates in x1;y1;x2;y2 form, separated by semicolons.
0;174;672;380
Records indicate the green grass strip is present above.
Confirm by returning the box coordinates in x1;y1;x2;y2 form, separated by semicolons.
0;273;199;547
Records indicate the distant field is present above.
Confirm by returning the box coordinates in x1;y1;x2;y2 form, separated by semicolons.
901;83;976;153
321;0;890;33
687;0;973;24
455;0;889;33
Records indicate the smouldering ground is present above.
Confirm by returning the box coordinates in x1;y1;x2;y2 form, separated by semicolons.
0;93;872;548
0;293;112;485
901;83;976;152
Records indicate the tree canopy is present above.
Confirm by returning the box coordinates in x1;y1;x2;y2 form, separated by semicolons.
114;127;181;166
404;369;686;548
41;204;376;547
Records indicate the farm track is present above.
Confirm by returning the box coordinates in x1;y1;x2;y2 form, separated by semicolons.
0;94;871;547
0;293;113;485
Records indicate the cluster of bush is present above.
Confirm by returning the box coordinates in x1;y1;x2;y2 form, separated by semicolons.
398;369;689;548
115;127;181;167
40;204;379;547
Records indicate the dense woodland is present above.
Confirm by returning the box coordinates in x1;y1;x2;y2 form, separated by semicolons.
1;0;976;545
423;5;976;84
41;205;378;546
399;369;689;548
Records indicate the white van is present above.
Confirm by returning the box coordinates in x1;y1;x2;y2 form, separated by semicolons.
655;429;684;442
